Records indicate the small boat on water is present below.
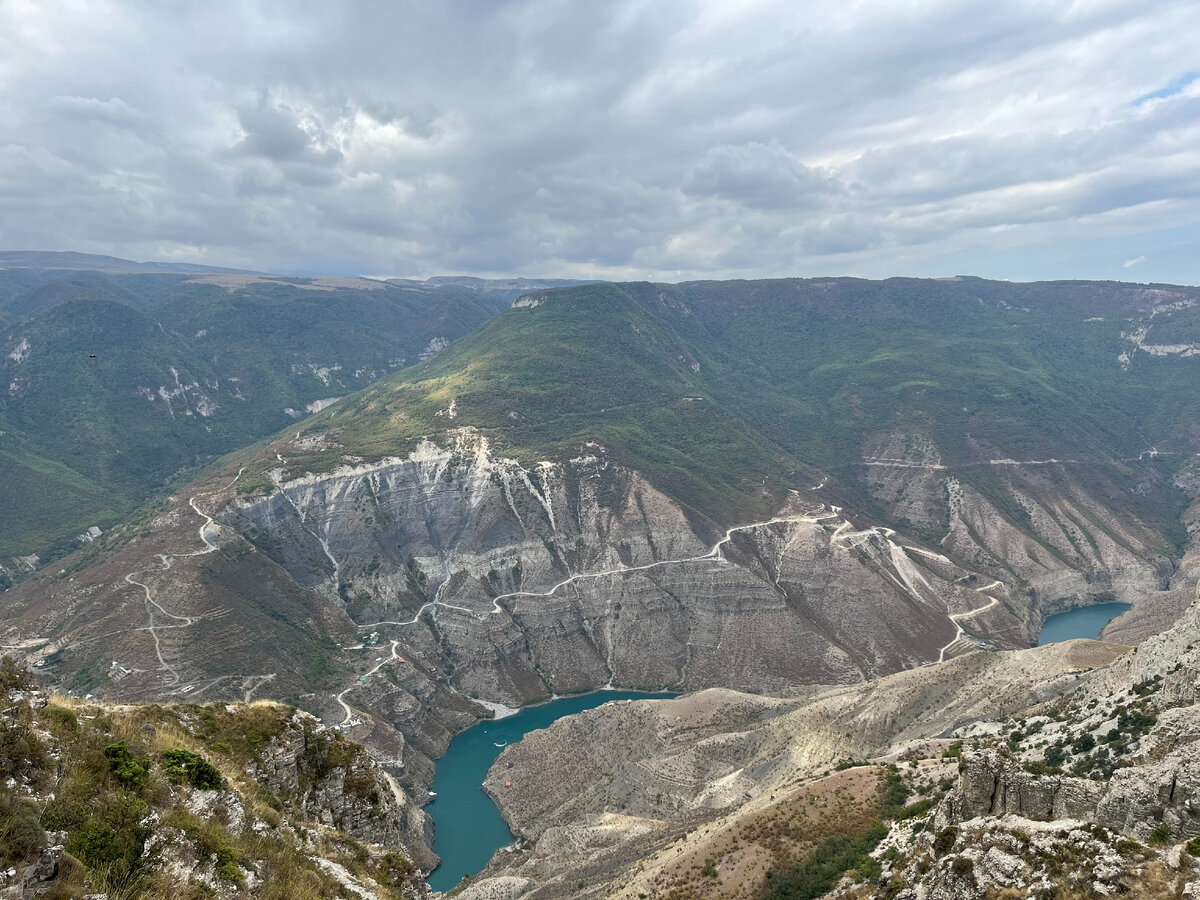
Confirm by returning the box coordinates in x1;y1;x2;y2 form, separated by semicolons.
493;740;508;747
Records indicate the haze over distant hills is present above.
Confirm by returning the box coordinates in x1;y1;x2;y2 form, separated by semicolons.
0;250;264;275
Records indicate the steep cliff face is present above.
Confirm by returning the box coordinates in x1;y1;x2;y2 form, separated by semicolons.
938;747;1200;843
221;429;1175;708
861;429;1174;618
219;431;1044;705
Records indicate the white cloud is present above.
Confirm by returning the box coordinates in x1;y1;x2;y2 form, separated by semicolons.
0;0;1198;283
1124;255;1146;268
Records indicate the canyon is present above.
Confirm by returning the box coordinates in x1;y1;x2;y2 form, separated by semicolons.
4;276;1200;894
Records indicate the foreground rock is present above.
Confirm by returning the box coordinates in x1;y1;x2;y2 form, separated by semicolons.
0;668;431;899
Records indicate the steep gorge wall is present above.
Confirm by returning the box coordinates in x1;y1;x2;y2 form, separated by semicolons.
225;433;1056;707
861;429;1177;624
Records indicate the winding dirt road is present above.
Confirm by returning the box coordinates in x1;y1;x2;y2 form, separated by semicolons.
124;468;244;685
935;581;1004;663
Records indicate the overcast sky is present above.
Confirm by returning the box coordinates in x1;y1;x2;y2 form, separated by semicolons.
2;1;1198;283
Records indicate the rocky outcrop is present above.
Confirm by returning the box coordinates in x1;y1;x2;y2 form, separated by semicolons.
252;719;414;852
0;682;433;900
935;750;1103;825
0;835;65;900
869;815;1185;900
1098;750;1200;840
935;598;1200;846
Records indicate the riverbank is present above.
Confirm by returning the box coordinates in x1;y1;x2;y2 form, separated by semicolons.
427;689;678;892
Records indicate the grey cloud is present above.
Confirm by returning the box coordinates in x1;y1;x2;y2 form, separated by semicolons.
235;99;343;167
48;95;147;128
683;142;841;210
1;0;1199;282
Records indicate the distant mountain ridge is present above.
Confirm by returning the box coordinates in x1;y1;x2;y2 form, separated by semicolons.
0;251;597;289
0;250;264;275
0;258;531;576
392;275;596;292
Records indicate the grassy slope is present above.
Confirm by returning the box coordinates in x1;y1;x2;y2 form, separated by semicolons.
0;663;420;900
0;273;510;563
278;282;806;527
0;448;126;560
270;278;1198;540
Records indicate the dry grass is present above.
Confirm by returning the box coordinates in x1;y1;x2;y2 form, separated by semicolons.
18;692;416;900
614;767;886;900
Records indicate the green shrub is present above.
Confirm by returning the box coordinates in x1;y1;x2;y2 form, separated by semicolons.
880;770;912;819
65;795;150;888
104;742;151;787
763;824;888;900
1071;733;1096;754
1186;835;1200;857
40;797;89;832
1148;823;1173;846
896;798;936;820
378;849;415;885
213;845;242;884
932;826;958;858
0;717;46;781
0;794;46;863
161;749;223;790
1118;710;1157;731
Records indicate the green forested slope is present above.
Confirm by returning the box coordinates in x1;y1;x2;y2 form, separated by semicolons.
265;277;1200;536
0;264;523;565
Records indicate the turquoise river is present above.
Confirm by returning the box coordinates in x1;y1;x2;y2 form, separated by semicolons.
427;690;676;892
1037;602;1131;645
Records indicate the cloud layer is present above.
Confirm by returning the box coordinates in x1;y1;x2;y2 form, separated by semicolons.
2;0;1199;283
